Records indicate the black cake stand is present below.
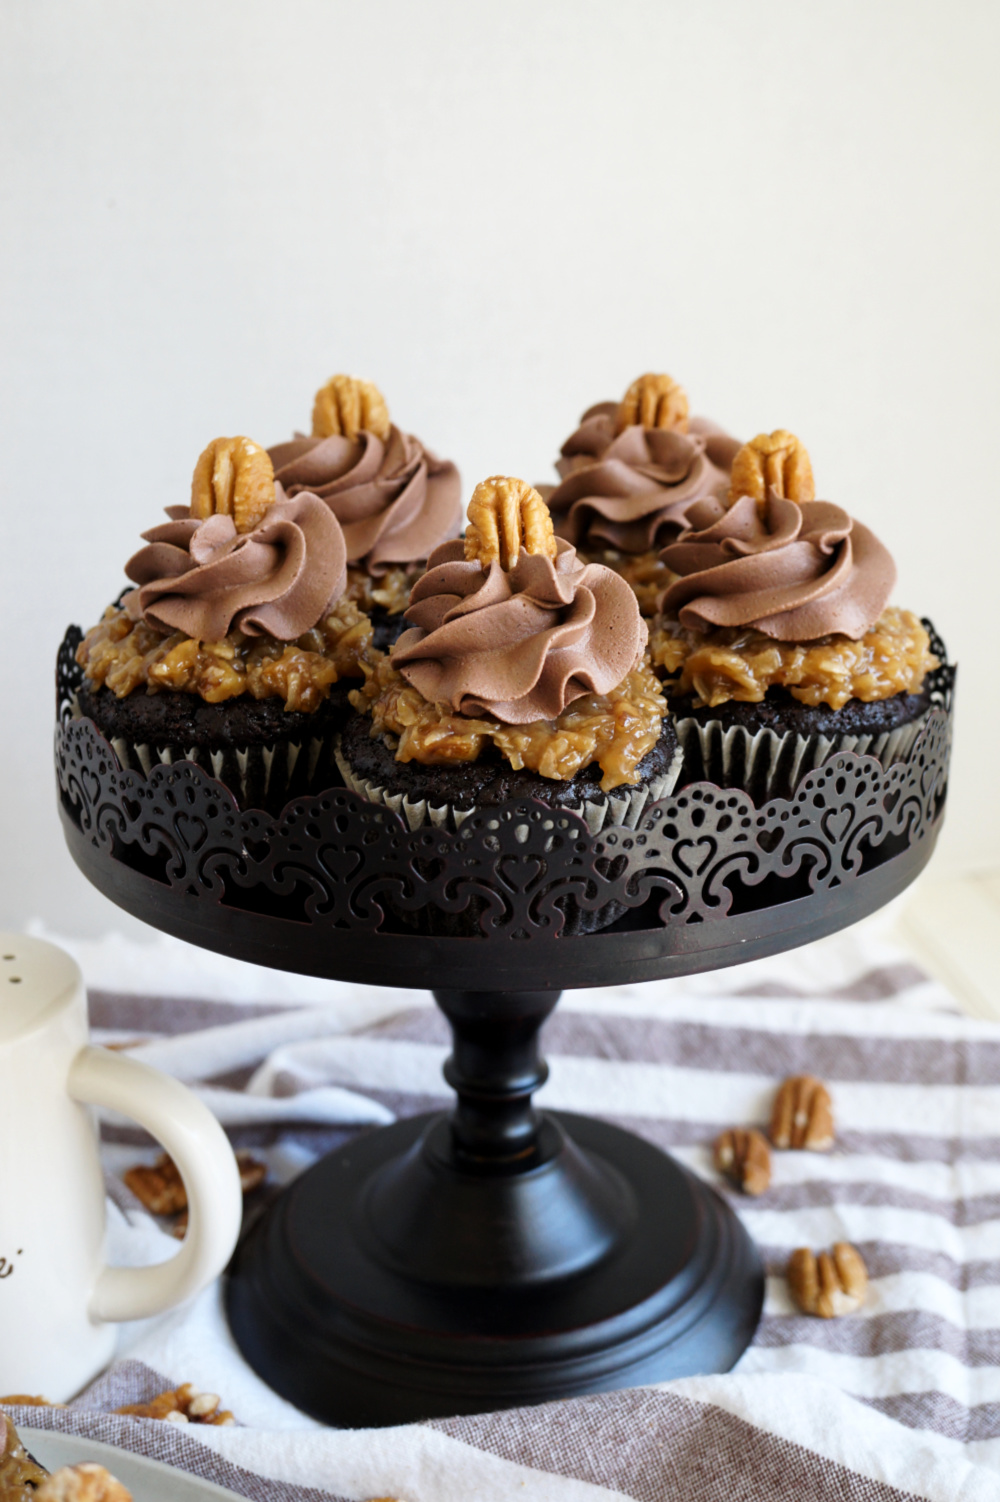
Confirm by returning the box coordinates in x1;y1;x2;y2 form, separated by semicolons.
55;626;954;1427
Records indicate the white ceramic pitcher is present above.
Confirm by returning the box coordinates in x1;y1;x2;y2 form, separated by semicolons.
0;934;243;1399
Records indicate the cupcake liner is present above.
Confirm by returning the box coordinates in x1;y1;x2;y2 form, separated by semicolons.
333;742;684;835
72;694;343;813
673;709;929;805
333;737;684;937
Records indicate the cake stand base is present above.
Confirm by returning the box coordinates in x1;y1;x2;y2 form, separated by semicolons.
226;1108;764;1427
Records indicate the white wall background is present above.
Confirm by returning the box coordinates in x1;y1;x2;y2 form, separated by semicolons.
1;0;997;937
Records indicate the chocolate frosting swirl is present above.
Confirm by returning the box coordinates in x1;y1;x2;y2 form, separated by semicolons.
268;426;461;573
122;491;347;641
392;538;648;723
659;491;897;640
546;402;741;554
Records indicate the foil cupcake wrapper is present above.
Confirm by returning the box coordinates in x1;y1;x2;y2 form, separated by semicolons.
673;709;929;805
333;740;684;835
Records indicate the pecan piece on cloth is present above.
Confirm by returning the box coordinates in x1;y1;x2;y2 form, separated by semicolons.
713;1127;772;1195
125;1149;267;1237
116;1382;235;1426
312;374;391;442
787;1242;868;1317
464;475;557;570
616;372;690;434
122;1153;186;1216
769;1073;835;1151
190;436;276;534
729;429;815;509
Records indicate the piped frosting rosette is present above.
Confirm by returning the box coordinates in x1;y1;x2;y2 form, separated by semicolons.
543;374;741;619
658;490;896;640
268;376;461;578
392;536;646;724
549;407;738;555
651;432;936;801
123;491;347;641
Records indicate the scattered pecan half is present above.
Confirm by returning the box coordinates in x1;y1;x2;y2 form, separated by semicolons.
312;374;391;441
37;1465;132;1502
713;1127;772;1195
616;372;689;433
769;1074;835;1151
116;1383;234;1426
190;436;275;534
122;1154;186;1216
125;1149;267;1234
464;475;557;570
729;429;815;509
787;1242;868;1318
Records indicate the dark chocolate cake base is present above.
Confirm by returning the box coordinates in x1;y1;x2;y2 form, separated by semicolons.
369;606;411;653
338;709;681;820
668;685;932;803
336;712;683;937
76;681;356;814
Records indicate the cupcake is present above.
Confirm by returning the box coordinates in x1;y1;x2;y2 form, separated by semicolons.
543;372;742;616
648;430;940;801
338;476;682;934
74;435;377;812
267;374;461;649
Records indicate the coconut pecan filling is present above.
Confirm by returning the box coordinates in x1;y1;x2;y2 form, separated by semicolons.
77;600;374;713
350;658;667;791
577;548;678;618
649;606;936;711
344;562;421;617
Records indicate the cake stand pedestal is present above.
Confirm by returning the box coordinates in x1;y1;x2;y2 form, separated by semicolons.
55;625;953;1425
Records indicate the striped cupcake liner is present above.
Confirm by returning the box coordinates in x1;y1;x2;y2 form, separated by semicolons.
673;710;929;806
333;740;684;835
72;694;342;813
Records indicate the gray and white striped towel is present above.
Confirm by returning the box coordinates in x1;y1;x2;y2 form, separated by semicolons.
11;916;1000;1502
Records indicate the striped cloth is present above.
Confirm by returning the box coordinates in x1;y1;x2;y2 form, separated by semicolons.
10;919;1000;1502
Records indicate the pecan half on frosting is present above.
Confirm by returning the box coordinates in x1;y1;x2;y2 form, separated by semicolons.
312;374;391;442
729;430;815;510
464;475;557;569
616;372;690;434
190;436;276;535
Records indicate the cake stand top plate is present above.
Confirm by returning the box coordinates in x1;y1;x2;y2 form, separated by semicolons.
55;621;953;992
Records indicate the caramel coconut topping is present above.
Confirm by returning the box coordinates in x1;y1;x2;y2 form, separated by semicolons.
545;376;739;574
1;1414;48;1502
268;378;461;583
356;477;662;788
650;607;937;711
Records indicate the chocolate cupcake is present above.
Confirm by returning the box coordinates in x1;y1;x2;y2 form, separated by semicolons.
543;373;741;616
648;430;939;801
338;477;681;935
74;435;377;812
268;375;461;649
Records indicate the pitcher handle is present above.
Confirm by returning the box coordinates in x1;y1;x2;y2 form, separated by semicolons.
69;1045;243;1322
